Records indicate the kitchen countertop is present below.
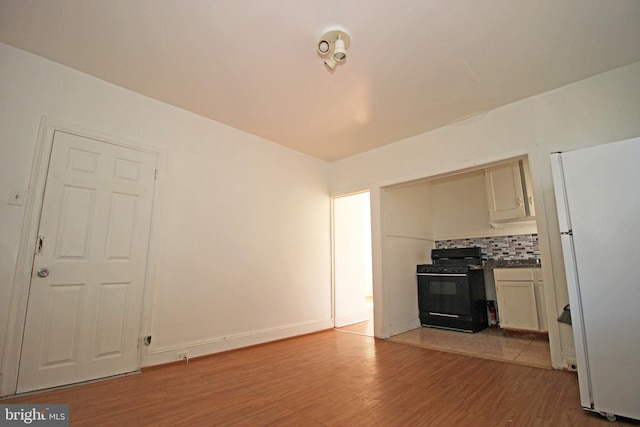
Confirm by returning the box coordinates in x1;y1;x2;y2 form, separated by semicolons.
482;259;541;269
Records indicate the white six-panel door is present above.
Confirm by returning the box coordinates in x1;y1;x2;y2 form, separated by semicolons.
17;130;157;393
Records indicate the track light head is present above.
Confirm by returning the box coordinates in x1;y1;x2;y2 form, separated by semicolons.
333;37;347;62
324;55;338;71
317;39;330;55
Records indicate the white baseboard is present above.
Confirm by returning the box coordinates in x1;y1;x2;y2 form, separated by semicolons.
389;317;421;337
143;319;334;367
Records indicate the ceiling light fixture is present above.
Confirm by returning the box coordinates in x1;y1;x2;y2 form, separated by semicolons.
317;27;351;71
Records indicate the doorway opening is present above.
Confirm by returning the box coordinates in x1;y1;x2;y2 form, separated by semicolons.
332;191;373;336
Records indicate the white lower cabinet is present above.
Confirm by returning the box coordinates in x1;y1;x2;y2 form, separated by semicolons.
494;268;546;332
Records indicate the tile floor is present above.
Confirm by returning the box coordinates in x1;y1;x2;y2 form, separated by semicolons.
335;299;551;369
388;326;551;369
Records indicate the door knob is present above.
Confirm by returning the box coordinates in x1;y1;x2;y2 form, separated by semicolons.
36;268;49;277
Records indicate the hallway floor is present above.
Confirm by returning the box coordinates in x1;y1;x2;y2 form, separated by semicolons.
336;319;374;336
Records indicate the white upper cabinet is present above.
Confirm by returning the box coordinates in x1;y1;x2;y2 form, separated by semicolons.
484;159;535;225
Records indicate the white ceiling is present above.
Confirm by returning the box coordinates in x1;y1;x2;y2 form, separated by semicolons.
1;1;639;161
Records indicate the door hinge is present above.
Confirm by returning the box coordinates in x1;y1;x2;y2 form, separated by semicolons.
154;169;158;180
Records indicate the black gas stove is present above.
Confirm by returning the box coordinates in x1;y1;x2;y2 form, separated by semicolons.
417;247;487;333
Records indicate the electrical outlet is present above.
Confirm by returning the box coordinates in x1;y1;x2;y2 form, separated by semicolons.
176;351;189;361
8;189;25;206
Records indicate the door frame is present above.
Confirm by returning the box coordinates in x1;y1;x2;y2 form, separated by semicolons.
1;116;165;396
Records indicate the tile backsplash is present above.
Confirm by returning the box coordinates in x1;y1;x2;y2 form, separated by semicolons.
435;234;539;261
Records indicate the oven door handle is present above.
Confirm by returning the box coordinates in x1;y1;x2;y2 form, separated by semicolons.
429;312;460;318
417;273;467;277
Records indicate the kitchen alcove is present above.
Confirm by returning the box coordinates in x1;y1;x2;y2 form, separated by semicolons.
379;156;551;368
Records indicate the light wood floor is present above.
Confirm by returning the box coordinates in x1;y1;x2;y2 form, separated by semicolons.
4;330;638;426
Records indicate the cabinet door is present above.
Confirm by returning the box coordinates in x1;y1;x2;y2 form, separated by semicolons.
522;158;536;217
485;162;527;222
496;281;539;331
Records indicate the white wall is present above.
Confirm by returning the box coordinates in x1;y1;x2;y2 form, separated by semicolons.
429;168;537;239
383;182;434;240
380;183;434;336
0;43;332;394
429;171;489;239
399;167;537;241
332;61;640;368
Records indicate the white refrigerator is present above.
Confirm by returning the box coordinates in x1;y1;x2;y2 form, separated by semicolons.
550;137;640;422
